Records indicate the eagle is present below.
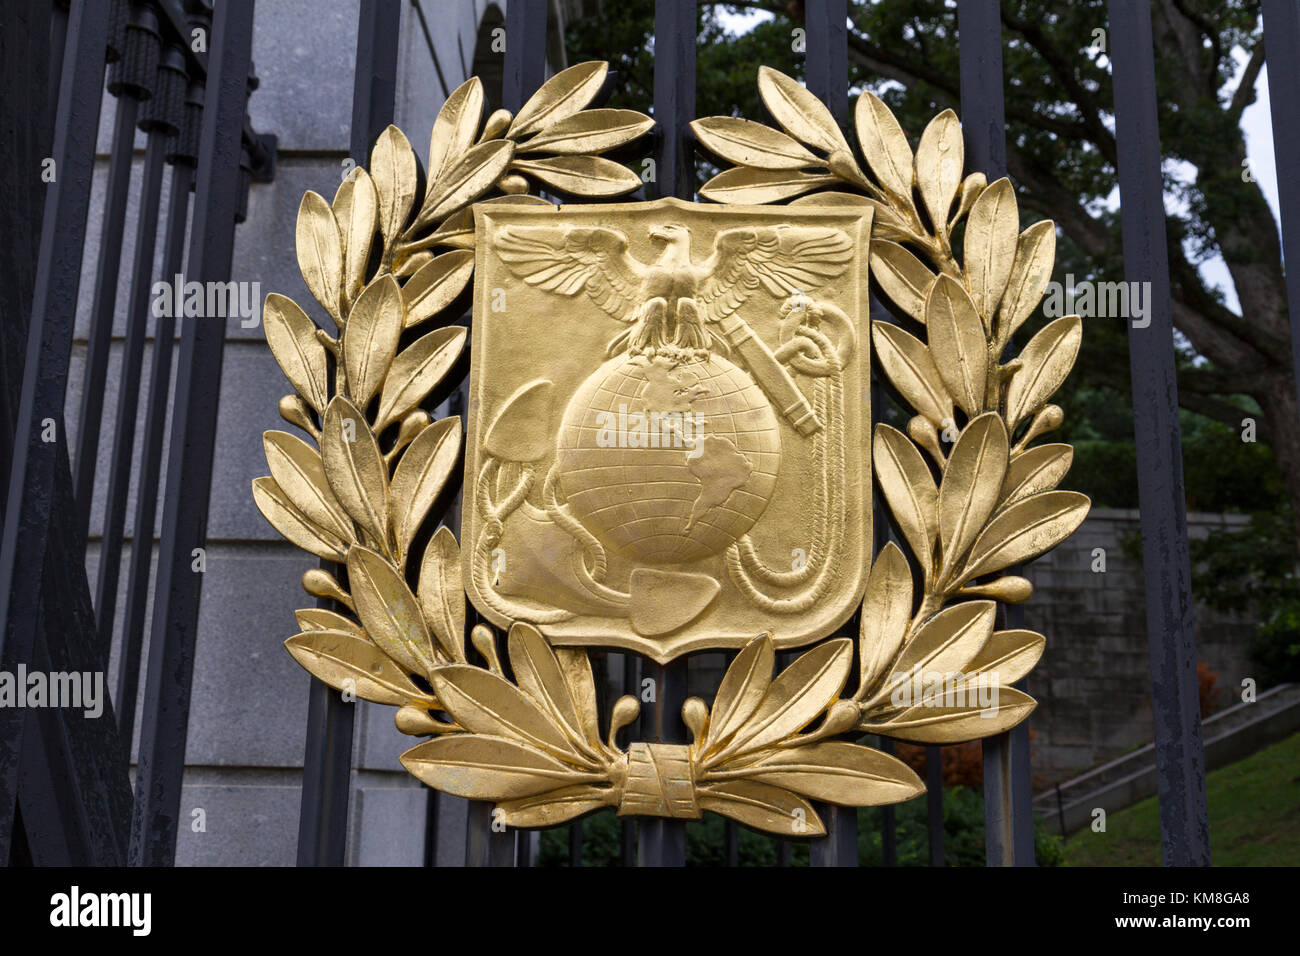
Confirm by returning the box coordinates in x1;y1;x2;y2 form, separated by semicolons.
493;222;853;355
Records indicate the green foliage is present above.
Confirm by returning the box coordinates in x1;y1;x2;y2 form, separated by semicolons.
536;787;1064;866
1191;508;1300;686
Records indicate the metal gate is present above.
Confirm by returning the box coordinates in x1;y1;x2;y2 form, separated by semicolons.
5;0;1298;867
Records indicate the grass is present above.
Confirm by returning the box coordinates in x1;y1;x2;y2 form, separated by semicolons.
1065;731;1300;866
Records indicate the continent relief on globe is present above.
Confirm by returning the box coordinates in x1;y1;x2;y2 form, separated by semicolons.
555;350;781;567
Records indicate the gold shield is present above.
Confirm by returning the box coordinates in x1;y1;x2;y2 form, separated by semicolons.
463;197;873;661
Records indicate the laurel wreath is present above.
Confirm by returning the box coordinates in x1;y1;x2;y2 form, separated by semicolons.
255;62;1090;837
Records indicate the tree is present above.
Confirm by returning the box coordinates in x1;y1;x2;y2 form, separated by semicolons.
566;0;1298;534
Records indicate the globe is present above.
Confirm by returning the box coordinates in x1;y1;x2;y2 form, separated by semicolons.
555;349;781;565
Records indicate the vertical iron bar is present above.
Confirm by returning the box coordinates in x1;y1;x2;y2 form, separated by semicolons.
117;160;193;745
724;818;738;866
926;746;944;866
0;0;110;864
295;0;401;870
72;91;140;543
503;0;548;113
1106;0;1210;866
49;2;68;118
878;736;896;865
805;0;857;867
1262;0;1300;419
958;0;1034;867
129;0;255;866
95;124;168;652
568;817;584;866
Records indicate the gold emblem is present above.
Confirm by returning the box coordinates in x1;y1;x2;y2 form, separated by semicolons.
255;63;1089;835
467;197;873;660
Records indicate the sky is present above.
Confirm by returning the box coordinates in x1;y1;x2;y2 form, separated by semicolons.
714;7;1285;320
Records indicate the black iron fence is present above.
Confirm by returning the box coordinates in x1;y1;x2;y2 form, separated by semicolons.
4;0;1298;867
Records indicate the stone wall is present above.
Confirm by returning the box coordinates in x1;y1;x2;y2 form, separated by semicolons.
1023;508;1256;786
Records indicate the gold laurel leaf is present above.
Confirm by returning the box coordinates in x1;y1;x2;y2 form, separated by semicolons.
732;741;925;805
963;177;1019;327
401;250;475;327
430;665;581;759
938;413;1009;578
262;430;354;544
1000;443;1073;506
508;61;608;138
394;251;433;277
697;779;825;837
343;274;404;408
296;190;343;322
332;167;378;305
871;240;936;322
401;735;601;800
496;785;615;827
418;139;515;228
418;526;466;663
965;629;1046;687
262;293;328;413
375;326;467;432
951;172;987;227
555;648;602;746
718;639;852;759
371;125;418;245
960;490;1090;582
1000;219;1057;339
757;65;851;156
251;476;347;561
914;109;964;234
390;416;463;560
294;607;365;639
788;189;909;234
690;116;821;169
512;155;642;197
872;322;953;425
865;601;995;709
873;424;939;579
508;623;593;755
322;396;389;548
428;76;485;185
1005;314;1082;428
858;542;913;691
926;273;989;416
348;545;435;675
520;108;654;155
862;686;1036;744
284;629;434;707
698;166;838;205
854;90;915;203
702;633;774;755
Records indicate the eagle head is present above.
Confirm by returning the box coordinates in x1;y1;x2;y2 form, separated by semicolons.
648;223;691;248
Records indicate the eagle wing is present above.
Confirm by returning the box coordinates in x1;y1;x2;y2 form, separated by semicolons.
493;225;648;322
696;225;854;321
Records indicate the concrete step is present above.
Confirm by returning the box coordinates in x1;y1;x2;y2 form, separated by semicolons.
1034;683;1300;836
